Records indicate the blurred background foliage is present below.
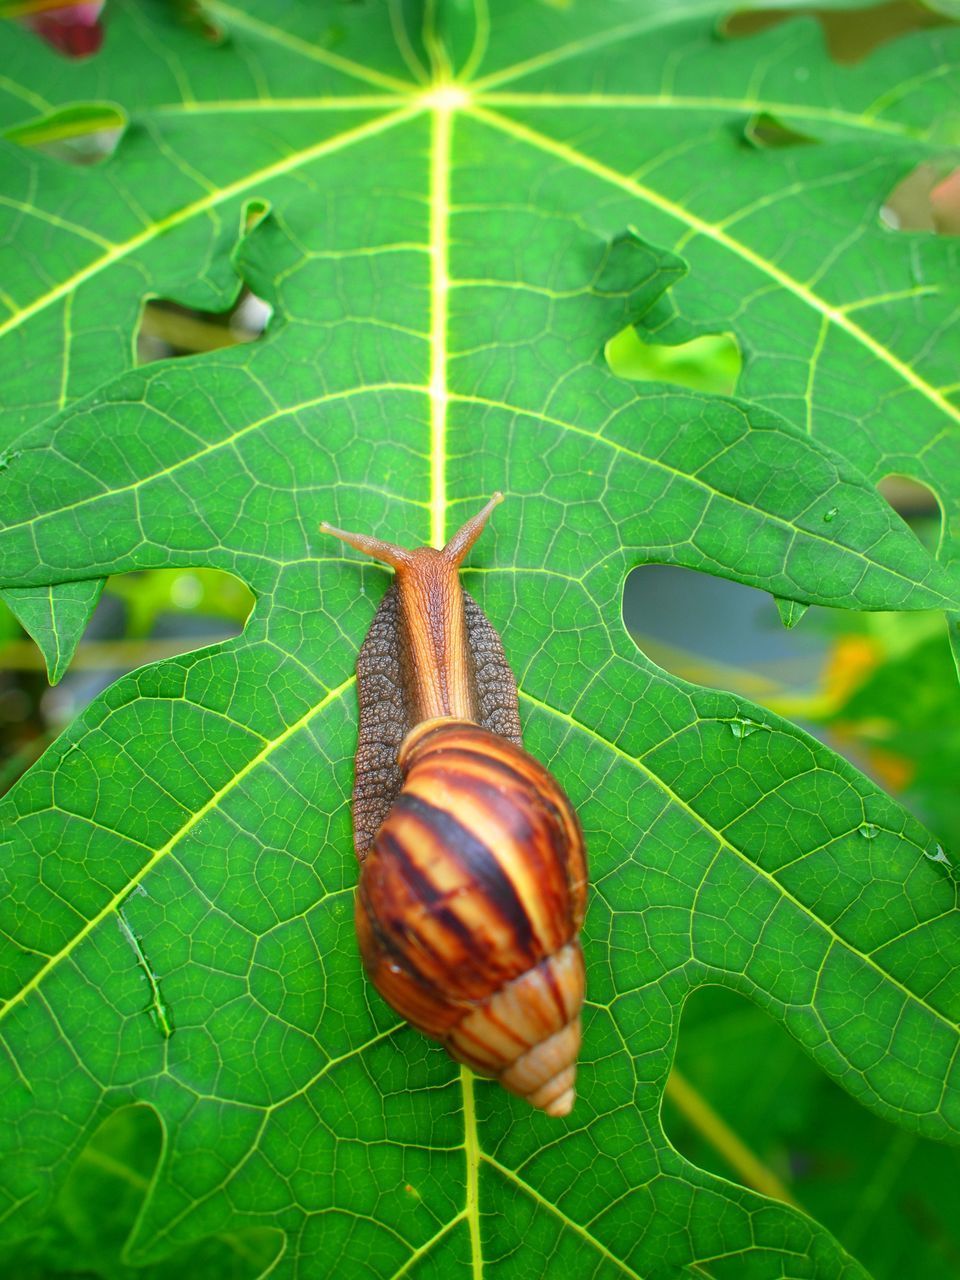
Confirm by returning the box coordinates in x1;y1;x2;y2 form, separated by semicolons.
1;2;958;1278
3;1102;281;1280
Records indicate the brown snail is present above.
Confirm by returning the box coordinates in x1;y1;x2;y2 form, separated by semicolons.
321;495;588;1116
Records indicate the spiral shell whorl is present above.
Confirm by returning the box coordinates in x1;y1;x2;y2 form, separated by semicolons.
356;718;588;1114
448;942;585;1115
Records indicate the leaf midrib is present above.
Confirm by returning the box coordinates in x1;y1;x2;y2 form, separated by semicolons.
479;92;923;140
201;0;415;95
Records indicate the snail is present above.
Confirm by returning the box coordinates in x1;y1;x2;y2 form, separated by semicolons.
321;494;588;1116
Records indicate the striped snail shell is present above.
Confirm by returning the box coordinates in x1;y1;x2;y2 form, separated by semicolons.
322;495;588;1116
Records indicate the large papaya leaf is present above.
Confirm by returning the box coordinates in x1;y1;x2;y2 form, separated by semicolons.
1;4;958;1278
472;9;960;651
0;6;261;674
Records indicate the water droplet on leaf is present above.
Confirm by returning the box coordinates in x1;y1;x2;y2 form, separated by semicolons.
925;844;951;866
823;507;838;523
858;822;879;839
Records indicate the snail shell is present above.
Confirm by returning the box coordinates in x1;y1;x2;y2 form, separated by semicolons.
355;717;587;1115
322;496;588;1115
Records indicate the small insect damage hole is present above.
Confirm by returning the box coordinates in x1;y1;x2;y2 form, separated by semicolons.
875;473;943;575
877;472;941;520
664;985;956;1276
25;566;253;730
882;164;960;236
3;101;125;165
742;111;817;150
1;1102;282;1277
605;327;741;396
136;287;273;365
724;2;951;65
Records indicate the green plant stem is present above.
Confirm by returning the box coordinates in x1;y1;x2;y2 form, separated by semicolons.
665;1069;798;1206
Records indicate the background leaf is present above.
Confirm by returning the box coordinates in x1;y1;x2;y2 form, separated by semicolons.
5;1104;282;1280
667;985;960;1280
1;4;958;1277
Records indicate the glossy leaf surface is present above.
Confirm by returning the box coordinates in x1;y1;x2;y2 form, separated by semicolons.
1;5;958;1277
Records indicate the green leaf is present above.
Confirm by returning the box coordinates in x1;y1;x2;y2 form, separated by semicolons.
4;1104;283;1280
668;986;960;1280
1;5;958;1278
2;577;104;684
1;101;126;150
775;595;810;630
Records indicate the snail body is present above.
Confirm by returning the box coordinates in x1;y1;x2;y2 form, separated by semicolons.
322;496;587;1116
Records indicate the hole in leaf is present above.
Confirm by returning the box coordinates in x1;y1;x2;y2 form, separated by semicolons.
877;473;940;519
21;1;106;60
0;680;49;797
1;1102;282;1277
724;3;952;65
624;564;957;841
31;566;253;730
623;564;825;700
168;0;228;43
664;985;960;1277
3;101;124;165
875;473;942;564
882;164;960;235
137;288;273;364
605;327;741;396
742;111;817;149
